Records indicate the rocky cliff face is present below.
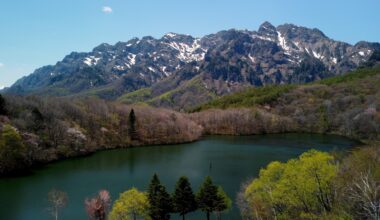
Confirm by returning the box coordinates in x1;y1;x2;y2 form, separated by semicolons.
6;22;380;108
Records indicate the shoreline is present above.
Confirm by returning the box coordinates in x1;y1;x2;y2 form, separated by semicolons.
0;131;366;178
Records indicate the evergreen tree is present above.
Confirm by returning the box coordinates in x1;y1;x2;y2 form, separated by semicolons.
148;174;173;220
128;109;138;140
215;186;232;220
173;176;197;220
0;94;6;115
31;107;45;131
196;176;220;220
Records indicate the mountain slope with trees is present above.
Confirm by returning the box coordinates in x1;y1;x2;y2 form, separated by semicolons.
0;65;379;175
190;65;380;141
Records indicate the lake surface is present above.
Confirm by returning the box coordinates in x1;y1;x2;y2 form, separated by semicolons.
0;134;358;220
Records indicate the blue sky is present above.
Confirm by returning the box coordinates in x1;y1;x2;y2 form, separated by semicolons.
1;0;379;88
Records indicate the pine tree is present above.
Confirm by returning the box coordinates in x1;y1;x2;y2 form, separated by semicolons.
196;176;220;220
0;94;6;115
173;176;197;220
31;107;44;131
214;186;232;220
128;109;138;140
148;174;173;220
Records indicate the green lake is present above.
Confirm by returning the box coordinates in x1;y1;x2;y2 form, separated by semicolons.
0;133;359;220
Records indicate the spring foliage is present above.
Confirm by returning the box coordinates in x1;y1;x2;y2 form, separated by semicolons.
244;150;337;219
0;124;27;173
109;188;150;220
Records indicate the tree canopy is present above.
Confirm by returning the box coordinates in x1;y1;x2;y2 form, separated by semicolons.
47;189;68;220
196;176;229;220
128;109;138;140
0;124;27;174
147;174;172;220
173;176;197;220
244;150;338;219
85;190;112;220
109;188;150;220
0;94;6;115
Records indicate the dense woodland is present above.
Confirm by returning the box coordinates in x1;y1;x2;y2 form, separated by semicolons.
0;96;202;175
191;67;380;141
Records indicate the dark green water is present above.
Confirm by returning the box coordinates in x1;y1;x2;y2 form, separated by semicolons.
0;134;358;220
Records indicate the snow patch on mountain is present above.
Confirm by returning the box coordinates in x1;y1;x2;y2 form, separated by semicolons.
312;51;324;59
165;39;206;62
164;33;177;38
248;54;256;63
293;42;304;51
277;31;291;52
84;56;101;66
251;34;276;42
161;66;170;77
127;54;136;65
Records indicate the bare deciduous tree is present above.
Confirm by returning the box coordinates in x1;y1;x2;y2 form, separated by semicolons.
47;189;68;220
348;172;380;220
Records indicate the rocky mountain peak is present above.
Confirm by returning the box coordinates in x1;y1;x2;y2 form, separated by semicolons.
258;21;277;36
277;24;327;42
162;32;195;43
93;43;113;52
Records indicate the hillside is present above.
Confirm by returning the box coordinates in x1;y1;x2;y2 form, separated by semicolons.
190;66;380;141
5;22;380;111
193;66;380;111
0;66;379;175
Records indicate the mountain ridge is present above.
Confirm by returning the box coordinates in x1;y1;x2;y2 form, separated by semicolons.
5;22;380;110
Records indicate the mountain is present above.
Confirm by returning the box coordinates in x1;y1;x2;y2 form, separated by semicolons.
6;22;380;110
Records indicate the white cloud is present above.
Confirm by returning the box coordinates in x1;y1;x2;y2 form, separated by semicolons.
0;85;4;90
102;6;113;14
0;63;3;68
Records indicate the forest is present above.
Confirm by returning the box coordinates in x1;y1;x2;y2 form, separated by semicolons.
1;66;379;175
0;66;379;219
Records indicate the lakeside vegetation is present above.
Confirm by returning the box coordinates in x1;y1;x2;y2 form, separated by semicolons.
48;175;231;220
43;146;380;220
0;66;379;219
0;66;379;175
237;147;380;219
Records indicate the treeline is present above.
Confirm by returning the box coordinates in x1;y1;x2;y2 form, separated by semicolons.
0;95;202;175
48;175;231;220
190;66;380;141
237;146;380;219
189;108;295;135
